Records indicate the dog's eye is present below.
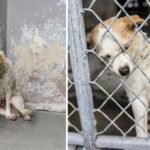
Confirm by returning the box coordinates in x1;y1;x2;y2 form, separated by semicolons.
103;54;111;60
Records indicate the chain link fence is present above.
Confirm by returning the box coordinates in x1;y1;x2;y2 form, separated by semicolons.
68;0;150;149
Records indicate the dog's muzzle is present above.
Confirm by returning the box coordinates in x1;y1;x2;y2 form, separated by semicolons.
119;65;130;76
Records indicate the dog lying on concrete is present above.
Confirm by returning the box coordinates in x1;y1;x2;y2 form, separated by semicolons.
0;51;32;121
87;15;150;137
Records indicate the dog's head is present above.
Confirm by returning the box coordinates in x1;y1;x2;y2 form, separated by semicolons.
87;15;147;77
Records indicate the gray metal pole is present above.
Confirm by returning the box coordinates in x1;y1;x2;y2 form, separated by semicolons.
96;135;150;150
68;132;84;146
68;0;96;149
69;132;150;150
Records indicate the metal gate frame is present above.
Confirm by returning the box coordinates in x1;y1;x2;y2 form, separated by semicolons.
68;0;150;149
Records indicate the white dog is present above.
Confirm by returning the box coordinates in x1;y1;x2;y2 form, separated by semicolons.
87;15;150;137
0;51;32;121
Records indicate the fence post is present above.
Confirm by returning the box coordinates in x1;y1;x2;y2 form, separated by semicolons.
68;0;97;149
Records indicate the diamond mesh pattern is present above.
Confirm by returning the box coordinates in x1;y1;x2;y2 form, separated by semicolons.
68;0;150;148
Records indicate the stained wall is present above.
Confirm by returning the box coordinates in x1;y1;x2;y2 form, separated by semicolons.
7;0;66;112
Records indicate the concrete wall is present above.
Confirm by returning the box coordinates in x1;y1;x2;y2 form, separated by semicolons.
7;0;66;112
0;0;7;51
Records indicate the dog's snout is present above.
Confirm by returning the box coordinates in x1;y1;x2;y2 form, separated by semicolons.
119;65;130;76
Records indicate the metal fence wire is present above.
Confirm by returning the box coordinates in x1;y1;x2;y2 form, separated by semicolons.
68;0;150;149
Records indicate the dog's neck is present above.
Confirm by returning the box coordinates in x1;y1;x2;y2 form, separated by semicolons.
126;31;150;63
131;39;150;71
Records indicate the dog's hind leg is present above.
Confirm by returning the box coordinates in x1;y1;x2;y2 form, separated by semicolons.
131;97;148;138
11;94;32;121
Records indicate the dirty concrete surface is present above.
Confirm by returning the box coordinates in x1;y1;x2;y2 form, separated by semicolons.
0;111;65;150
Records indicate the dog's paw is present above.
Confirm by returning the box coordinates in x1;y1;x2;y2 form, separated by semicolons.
5;113;17;121
22;109;32;116
24;115;31;121
26;109;32;116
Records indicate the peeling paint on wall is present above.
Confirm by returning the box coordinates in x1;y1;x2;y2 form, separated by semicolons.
7;0;66;112
57;0;66;6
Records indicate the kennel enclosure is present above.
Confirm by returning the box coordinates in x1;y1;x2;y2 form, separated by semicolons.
68;0;150;149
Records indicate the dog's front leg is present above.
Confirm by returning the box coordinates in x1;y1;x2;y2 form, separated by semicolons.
5;89;16;120
131;97;148;138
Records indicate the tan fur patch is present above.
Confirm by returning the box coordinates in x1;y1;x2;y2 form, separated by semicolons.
87;15;146;53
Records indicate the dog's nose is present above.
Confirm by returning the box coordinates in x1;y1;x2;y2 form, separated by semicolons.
119;65;130;76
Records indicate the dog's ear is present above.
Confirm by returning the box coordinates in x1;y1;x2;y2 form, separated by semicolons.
86;32;95;50
86;32;92;44
122;15;147;30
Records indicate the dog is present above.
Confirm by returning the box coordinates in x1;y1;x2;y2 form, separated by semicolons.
0;51;32;121
87;15;150;138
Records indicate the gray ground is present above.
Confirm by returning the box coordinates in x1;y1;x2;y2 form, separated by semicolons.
0;111;66;150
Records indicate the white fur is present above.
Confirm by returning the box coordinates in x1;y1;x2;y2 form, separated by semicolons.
96;26;150;137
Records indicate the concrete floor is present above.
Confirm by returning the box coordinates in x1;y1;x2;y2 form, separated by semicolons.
0;111;66;150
